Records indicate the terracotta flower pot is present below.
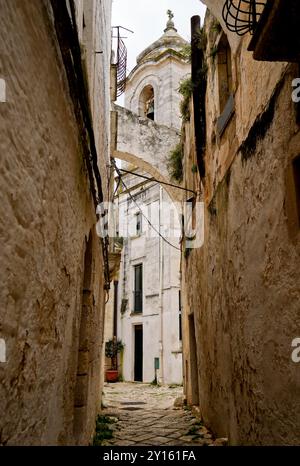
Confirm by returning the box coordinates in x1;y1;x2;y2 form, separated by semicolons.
106;370;119;383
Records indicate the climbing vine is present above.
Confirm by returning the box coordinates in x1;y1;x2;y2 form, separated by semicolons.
178;77;194;122
167;142;184;183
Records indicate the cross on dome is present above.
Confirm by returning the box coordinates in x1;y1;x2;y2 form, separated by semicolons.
165;9;177;32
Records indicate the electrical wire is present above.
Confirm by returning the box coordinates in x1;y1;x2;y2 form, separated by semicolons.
111;160;181;252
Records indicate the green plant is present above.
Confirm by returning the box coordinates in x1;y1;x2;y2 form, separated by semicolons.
211;19;221;34
151;378;159;386
187;426;199;435
178;77;194;122
105;338;124;370
209;45;218;60
191;164;198;174
196;28;207;51
167;143;184;182
179;78;194;98
194;420;203;426
188;28;207;53
180;29;207;62
179;43;192;63
183;404;192;411
93;415;116;446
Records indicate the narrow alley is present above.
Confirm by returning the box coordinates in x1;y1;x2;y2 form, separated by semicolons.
99;383;227;446
0;0;300;451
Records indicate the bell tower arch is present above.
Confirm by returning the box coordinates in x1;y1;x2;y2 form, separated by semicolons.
124;11;190;131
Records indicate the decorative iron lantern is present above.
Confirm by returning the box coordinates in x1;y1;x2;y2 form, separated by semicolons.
222;0;267;36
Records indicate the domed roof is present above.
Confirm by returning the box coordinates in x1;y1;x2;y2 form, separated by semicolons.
136;11;188;65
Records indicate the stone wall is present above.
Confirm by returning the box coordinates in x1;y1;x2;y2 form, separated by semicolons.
113;104;182;202
0;0;111;445
182;10;300;445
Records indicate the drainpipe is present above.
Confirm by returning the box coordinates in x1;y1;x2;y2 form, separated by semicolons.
191;15;206;180
159;186;164;384
113;280;118;339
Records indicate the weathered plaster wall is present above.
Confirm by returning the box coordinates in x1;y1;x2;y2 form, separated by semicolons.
113;104;182;202
75;0;112;201
204;10;288;203
182;12;300;445
0;0;111;445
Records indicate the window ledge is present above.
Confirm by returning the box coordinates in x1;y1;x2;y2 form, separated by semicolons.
171;349;183;355
217;93;235;138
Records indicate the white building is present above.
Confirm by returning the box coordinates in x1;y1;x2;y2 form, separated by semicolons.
125;11;190;130
115;13;190;385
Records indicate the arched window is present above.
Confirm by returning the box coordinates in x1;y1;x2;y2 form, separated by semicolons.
139;85;155;121
217;33;233;114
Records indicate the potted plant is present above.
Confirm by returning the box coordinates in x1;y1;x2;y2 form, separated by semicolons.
105;338;124;383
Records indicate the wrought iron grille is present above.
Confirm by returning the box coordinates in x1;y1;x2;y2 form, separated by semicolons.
222;0;267;36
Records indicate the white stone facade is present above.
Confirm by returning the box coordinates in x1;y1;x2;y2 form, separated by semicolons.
125;19;190;130
115;15;190;385
117;174;183;385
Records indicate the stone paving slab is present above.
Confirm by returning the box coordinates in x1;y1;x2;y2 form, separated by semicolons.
101;382;227;447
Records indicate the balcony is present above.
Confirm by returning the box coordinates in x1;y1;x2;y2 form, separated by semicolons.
222;0;300;62
222;0;267;36
248;0;300;62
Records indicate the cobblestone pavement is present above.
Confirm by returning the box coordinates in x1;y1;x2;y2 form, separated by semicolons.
101;382;227;446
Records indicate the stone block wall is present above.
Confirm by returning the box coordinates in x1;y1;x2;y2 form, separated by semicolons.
0;0;111;445
182;10;300;445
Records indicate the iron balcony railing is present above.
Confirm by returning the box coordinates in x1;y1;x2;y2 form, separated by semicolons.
222;0;267;36
116;35;127;97
112;26;133;97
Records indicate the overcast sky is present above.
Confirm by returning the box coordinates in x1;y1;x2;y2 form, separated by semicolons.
112;0;207;74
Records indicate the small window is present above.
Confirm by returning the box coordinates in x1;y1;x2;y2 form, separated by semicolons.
136;212;142;236
139;85;155;121
293;155;300;227
217;33;233;114
134;264;143;313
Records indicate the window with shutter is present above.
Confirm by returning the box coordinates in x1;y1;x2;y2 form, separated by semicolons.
134;264;143;313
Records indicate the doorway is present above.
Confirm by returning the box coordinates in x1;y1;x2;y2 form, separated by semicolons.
134;325;143;382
